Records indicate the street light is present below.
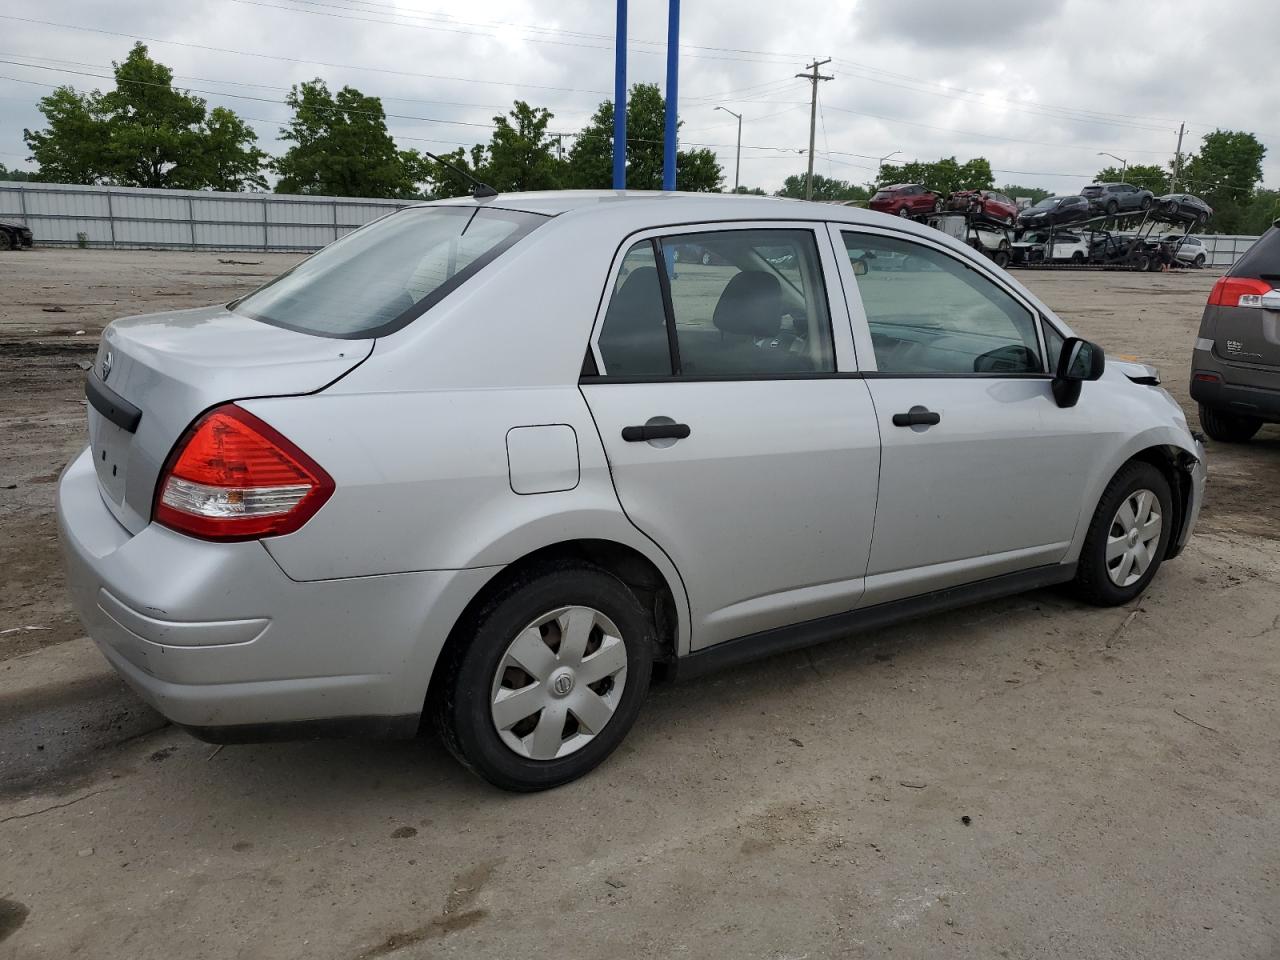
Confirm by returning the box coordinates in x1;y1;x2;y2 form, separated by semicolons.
714;106;743;192
1097;151;1128;181
877;150;901;182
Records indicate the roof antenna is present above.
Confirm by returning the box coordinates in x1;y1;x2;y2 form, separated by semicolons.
422;149;499;199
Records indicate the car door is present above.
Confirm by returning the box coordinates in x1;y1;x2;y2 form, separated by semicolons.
830;224;1093;605
581;223;881;650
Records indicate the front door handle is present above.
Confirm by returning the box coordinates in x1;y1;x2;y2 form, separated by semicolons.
891;407;941;428
622;422;691;442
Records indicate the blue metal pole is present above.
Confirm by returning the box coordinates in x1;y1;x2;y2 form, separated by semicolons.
662;0;679;191
612;0;627;190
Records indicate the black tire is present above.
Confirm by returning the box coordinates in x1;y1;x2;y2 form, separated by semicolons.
1133;253;1151;272
897;206;911;218
933;197;943;212
1072;461;1173;607
991;250;1010;268
1106;199;1119;215
1193;254;1206;268
0;230;12;252
1071;251;1085;262
434;563;654;792
1140;196;1153;210
1199;404;1262;443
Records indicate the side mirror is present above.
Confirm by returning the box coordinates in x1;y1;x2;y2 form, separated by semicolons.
1052;337;1105;407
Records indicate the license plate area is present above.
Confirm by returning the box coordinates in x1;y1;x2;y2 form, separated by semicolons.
89;407;132;508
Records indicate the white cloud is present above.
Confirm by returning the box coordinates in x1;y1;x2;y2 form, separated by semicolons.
1;0;1276;195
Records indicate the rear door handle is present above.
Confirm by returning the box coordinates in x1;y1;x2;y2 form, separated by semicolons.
891;407;941;428
622;422;691;442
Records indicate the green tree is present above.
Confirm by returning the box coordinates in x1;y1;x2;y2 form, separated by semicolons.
411;144;488;199
999;184;1052;204
97;42;207;188
1093;164;1169;195
732;185;767;195
877;156;993;195
22;43;265;190
776;173;868;202
481;101;562;192
193;108;268;191
23;86;112;184
1240;189;1280;235
274;80;420;198
0;164;38;182
1180;130;1267;232
566;83;723;192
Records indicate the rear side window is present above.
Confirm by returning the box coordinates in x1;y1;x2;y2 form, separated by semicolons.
234;206;546;339
595;228;836;378
1230;225;1280;279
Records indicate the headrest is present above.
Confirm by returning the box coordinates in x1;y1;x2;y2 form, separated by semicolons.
712;271;782;338
602;266;664;335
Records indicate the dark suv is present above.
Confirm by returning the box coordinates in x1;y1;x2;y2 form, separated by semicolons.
1081;182;1154;215
1189;219;1280;442
0;219;34;251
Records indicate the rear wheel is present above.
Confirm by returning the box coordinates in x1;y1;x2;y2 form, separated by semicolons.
1199;404;1262;443
991;249;1010;268
1133;253;1151;271
1106;199;1119;215
1073;461;1172;606
933;197;943;212
0;230;12;252
897;206;911;218
1071;251;1085;263
1193;253;1206;268
435;563;654;792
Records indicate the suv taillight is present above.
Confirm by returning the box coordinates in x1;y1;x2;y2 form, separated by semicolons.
1208;276;1273;308
153;404;334;541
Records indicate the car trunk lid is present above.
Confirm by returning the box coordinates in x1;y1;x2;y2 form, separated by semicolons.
86;305;372;534
1207;227;1280;378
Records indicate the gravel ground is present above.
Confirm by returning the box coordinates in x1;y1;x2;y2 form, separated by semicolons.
1;249;1278;959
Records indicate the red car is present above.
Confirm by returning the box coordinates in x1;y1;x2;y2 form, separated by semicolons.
869;183;943;218
947;189;1019;225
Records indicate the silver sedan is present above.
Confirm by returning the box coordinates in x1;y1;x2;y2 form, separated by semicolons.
59;192;1206;791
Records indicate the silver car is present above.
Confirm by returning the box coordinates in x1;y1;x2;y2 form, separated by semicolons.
58;192;1206;791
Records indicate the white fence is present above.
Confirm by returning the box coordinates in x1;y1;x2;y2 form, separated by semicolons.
0;181;413;252
1193;234;1261;268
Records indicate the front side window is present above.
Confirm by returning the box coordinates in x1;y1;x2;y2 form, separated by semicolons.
234;206;546;338
841;231;1043;375
595;228;836;378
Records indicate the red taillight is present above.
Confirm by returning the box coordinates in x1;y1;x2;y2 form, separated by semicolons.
153;404;334;541
1208;276;1273;308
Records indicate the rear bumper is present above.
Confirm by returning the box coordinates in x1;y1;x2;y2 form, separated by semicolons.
1190;360;1280;422
56;446;496;735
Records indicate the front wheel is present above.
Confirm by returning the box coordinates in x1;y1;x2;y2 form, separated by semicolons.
0;231;12;252
897;206;911;218
1140;196;1152;210
933;198;943;212
1072;461;1173;606
1199;404;1262;443
1193;253;1206;268
435;564;654;791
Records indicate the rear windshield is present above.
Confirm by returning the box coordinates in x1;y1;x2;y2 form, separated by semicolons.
233;205;547;338
1230;224;1280;279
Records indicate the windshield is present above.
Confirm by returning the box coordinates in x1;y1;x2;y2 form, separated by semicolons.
1031;198;1059;209
234;205;547;338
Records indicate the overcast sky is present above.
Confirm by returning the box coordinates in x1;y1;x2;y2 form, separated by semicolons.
2;0;1277;196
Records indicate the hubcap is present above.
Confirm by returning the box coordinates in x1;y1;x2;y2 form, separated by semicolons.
1105;489;1162;587
489;606;628;761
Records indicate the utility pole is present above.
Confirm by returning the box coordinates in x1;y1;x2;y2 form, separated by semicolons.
796;58;832;201
715;106;742;192
1170;121;1185;193
613;0;627;189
